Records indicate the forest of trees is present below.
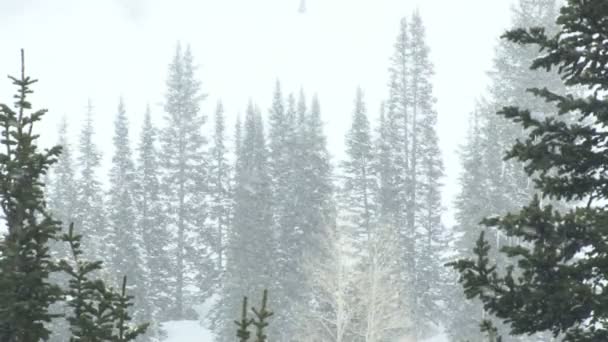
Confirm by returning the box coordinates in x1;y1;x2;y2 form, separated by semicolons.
2;0;608;341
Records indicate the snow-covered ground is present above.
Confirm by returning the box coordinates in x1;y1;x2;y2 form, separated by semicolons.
161;320;448;342
162;320;214;342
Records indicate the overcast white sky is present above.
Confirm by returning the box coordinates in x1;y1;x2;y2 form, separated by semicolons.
0;0;518;226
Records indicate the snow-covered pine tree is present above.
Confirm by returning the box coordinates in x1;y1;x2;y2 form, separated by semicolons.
160;43;210;318
340;87;377;253
107;98;148;328
298;93;333;262
0;50;64;342
445;104;492;342
384;19;419;337
47;116;78;341
379;13;448;340
267;84;300;339
206;100;232;292
216;102;276;342
74;100;107;263
134;105;172;335
47;116;78;253
407;11;447;339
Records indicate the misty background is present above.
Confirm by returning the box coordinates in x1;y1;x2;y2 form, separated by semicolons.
0;0;515;226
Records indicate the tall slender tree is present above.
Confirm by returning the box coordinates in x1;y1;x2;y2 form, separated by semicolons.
47;117;78;259
340;87;377;254
47;116;77;341
216;103;276;342
408;11;447;339
134;106;172;333
107;98;147;326
74;100;106;262
206;100;232;291
267;84;300;339
160;43;209;318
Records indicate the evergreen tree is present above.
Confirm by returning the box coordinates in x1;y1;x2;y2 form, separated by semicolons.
267;84;299;339
160;43;210;318
447;1;563;340
445;104;492;342
340;87;377;253
481;0;563;269
385;19;417;337
380;13;447;340
59;224;148;341
107;98;148;327
74;100;107;262
450;1;608;340
135;105;172;328
407;10;447;339
46;116;79;340
216;103;276;342
47;116;78;255
206;100;232;290
0;49;63;342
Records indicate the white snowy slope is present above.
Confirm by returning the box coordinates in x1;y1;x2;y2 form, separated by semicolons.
161;320;448;342
162;320;214;342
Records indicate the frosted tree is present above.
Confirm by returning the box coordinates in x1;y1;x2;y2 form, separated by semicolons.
215;103;276;342
107;98;148;327
46;116;78;341
47;117;78;258
206;100;232;291
160;43;210;318
47;117;76;218
407;11;447;339
74;100;107;262
134;106;172;333
445;105;491;342
340;87;377;253
267;84;300;338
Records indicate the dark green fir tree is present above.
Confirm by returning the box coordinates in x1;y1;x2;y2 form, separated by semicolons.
0;49;63;342
450;1;608;341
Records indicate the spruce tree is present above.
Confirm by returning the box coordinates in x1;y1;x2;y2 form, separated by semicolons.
135;105;172;328
0;49;63;342
385;19;417;336
216;103;276;342
267;84;299;339
206;100;232;291
59;224;148;341
407;10;447;338
340;87;377;252
446;104;493;342
160;43;210;318
47;116;78;256
447;1;564;340
480;0;563;269
450;1;608;340
107;98;147;327
74;100;107;262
